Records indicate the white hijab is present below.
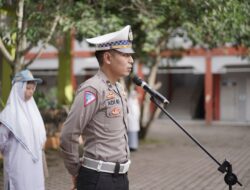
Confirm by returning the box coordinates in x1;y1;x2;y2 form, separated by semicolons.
0;81;46;162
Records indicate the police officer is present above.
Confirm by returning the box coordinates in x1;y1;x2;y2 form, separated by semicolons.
60;25;134;190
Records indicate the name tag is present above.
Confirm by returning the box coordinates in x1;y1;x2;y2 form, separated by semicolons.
107;99;120;106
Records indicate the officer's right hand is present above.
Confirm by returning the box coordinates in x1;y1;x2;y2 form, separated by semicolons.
70;175;77;190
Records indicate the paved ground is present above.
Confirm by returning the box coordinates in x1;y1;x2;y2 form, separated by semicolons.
1;119;250;190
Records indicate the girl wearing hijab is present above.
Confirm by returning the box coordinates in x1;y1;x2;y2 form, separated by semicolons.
0;70;46;190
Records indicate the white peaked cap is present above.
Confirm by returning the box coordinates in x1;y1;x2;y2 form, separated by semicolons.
86;25;134;53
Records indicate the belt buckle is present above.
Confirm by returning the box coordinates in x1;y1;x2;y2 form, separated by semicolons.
97;160;103;172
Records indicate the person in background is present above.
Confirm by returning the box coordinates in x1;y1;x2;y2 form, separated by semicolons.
127;89;140;151
60;25;134;190
0;69;47;190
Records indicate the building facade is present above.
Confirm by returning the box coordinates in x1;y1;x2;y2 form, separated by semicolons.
1;41;249;124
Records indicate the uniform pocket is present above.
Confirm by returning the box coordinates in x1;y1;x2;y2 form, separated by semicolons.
77;167;100;189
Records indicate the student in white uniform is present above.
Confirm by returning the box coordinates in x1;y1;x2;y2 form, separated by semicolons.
0;69;46;190
127;89;140;151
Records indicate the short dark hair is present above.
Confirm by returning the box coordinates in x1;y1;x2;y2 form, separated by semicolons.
95;50;109;66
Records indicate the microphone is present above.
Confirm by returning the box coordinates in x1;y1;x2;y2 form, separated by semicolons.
132;75;169;104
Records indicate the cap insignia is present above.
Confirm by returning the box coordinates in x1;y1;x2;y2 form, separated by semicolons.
128;29;133;41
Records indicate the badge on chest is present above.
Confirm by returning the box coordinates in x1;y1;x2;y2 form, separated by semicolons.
107;107;121;117
105;91;121;106
105;91;122;117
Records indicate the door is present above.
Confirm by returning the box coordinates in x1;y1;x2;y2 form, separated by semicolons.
220;77;237;121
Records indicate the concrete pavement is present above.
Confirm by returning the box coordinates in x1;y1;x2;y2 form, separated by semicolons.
128;120;250;190
1;119;250;189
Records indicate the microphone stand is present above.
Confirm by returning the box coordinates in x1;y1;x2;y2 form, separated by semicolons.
149;96;242;190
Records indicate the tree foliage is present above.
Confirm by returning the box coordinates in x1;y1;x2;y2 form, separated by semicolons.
0;0;63;72
183;0;250;48
1;0;250;137
0;0;127;72
1;0;249;71
112;0;250;138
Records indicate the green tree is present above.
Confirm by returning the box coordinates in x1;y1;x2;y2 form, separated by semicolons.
121;0;250;138
183;0;250;49
1;0;249;135
0;1;97;105
0;0;124;105
54;0;125;104
124;1;203;138
0;0;61;102
0;0;61;72
63;0;250;138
